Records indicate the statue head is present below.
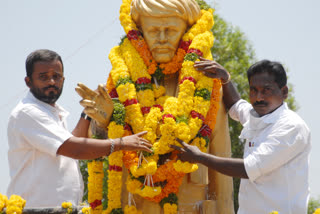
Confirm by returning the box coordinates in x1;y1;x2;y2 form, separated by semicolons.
131;0;201;63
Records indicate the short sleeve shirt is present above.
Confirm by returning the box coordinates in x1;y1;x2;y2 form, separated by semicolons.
7;92;83;207
229;99;311;214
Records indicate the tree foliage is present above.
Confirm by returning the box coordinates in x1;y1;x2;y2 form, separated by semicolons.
211;13;255;211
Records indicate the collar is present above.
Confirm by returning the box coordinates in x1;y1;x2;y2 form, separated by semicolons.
26;91;69;119
250;102;288;124
239;102;287;139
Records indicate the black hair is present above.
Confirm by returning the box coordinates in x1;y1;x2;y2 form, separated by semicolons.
247;60;287;88
25;49;64;78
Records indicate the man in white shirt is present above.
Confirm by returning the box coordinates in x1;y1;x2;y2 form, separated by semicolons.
7;49;152;207
171;58;311;213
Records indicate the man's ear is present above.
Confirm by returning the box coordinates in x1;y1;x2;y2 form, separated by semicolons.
282;85;289;99
25;76;31;88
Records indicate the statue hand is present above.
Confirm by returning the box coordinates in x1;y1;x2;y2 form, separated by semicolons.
194;57;230;84
75;83;114;129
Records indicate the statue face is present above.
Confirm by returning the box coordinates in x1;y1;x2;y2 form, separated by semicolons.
139;16;187;63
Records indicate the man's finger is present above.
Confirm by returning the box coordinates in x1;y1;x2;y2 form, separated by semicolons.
175;138;188;147
201;71;216;78
194;63;210;69
169;144;184;152
199;57;211;61
139;138;151;145
141;142;152;148
140;146;153;153
135;131;148;136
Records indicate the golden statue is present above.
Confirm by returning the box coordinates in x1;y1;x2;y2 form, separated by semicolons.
77;0;234;213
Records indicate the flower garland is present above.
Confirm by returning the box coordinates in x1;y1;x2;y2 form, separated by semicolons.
88;160;104;214
104;122;124;214
5;195;26;214
103;101;131;214
61;201;73;214
314;208;320;214
0;193;8;213
82;206;92;214
102;0;220;213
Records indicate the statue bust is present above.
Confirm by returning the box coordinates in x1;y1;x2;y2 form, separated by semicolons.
118;0;234;213
78;0;235;213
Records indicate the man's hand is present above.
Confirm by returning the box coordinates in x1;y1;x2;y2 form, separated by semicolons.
194;57;230;84
121;131;153;153
194;57;240;109
75;83;114;129
170;138;204;163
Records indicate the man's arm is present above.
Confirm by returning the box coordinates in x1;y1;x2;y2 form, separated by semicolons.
57;131;152;160
194;57;241;109
197;152;248;178
171;139;248;179
71;114;91;138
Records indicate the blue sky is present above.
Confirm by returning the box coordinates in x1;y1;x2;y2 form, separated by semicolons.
1;0;319;199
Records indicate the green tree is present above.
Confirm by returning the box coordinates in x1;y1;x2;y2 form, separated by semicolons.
211;13;254;211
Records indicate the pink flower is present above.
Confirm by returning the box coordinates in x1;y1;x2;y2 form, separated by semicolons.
90;199;102;209
136;77;151;84
190;110;205;122
179;76;197;85
127;30;141;40
179;40;192;52
123;99;138;107
187;48;203;57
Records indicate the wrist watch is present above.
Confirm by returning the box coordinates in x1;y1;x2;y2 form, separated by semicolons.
81;112;92;122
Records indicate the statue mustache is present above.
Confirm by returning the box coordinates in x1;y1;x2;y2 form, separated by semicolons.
151;44;176;51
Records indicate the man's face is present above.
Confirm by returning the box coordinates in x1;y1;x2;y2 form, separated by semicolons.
139;16;187;63
249;72;288;117
25;60;64;105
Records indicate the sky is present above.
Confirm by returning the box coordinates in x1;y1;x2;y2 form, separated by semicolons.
1;0;319;200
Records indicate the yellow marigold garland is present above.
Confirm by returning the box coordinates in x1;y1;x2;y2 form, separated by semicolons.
104;122;125;214
313;208;320;214
124;205;142;214
61;201;73;214
101;1;221;213
163;203;178;214
0;193;8;213
88;160;104;214
5;195;26;214
82;206;92;214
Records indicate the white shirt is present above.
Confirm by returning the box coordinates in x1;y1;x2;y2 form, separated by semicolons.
7;91;83;207
229;99;311;214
